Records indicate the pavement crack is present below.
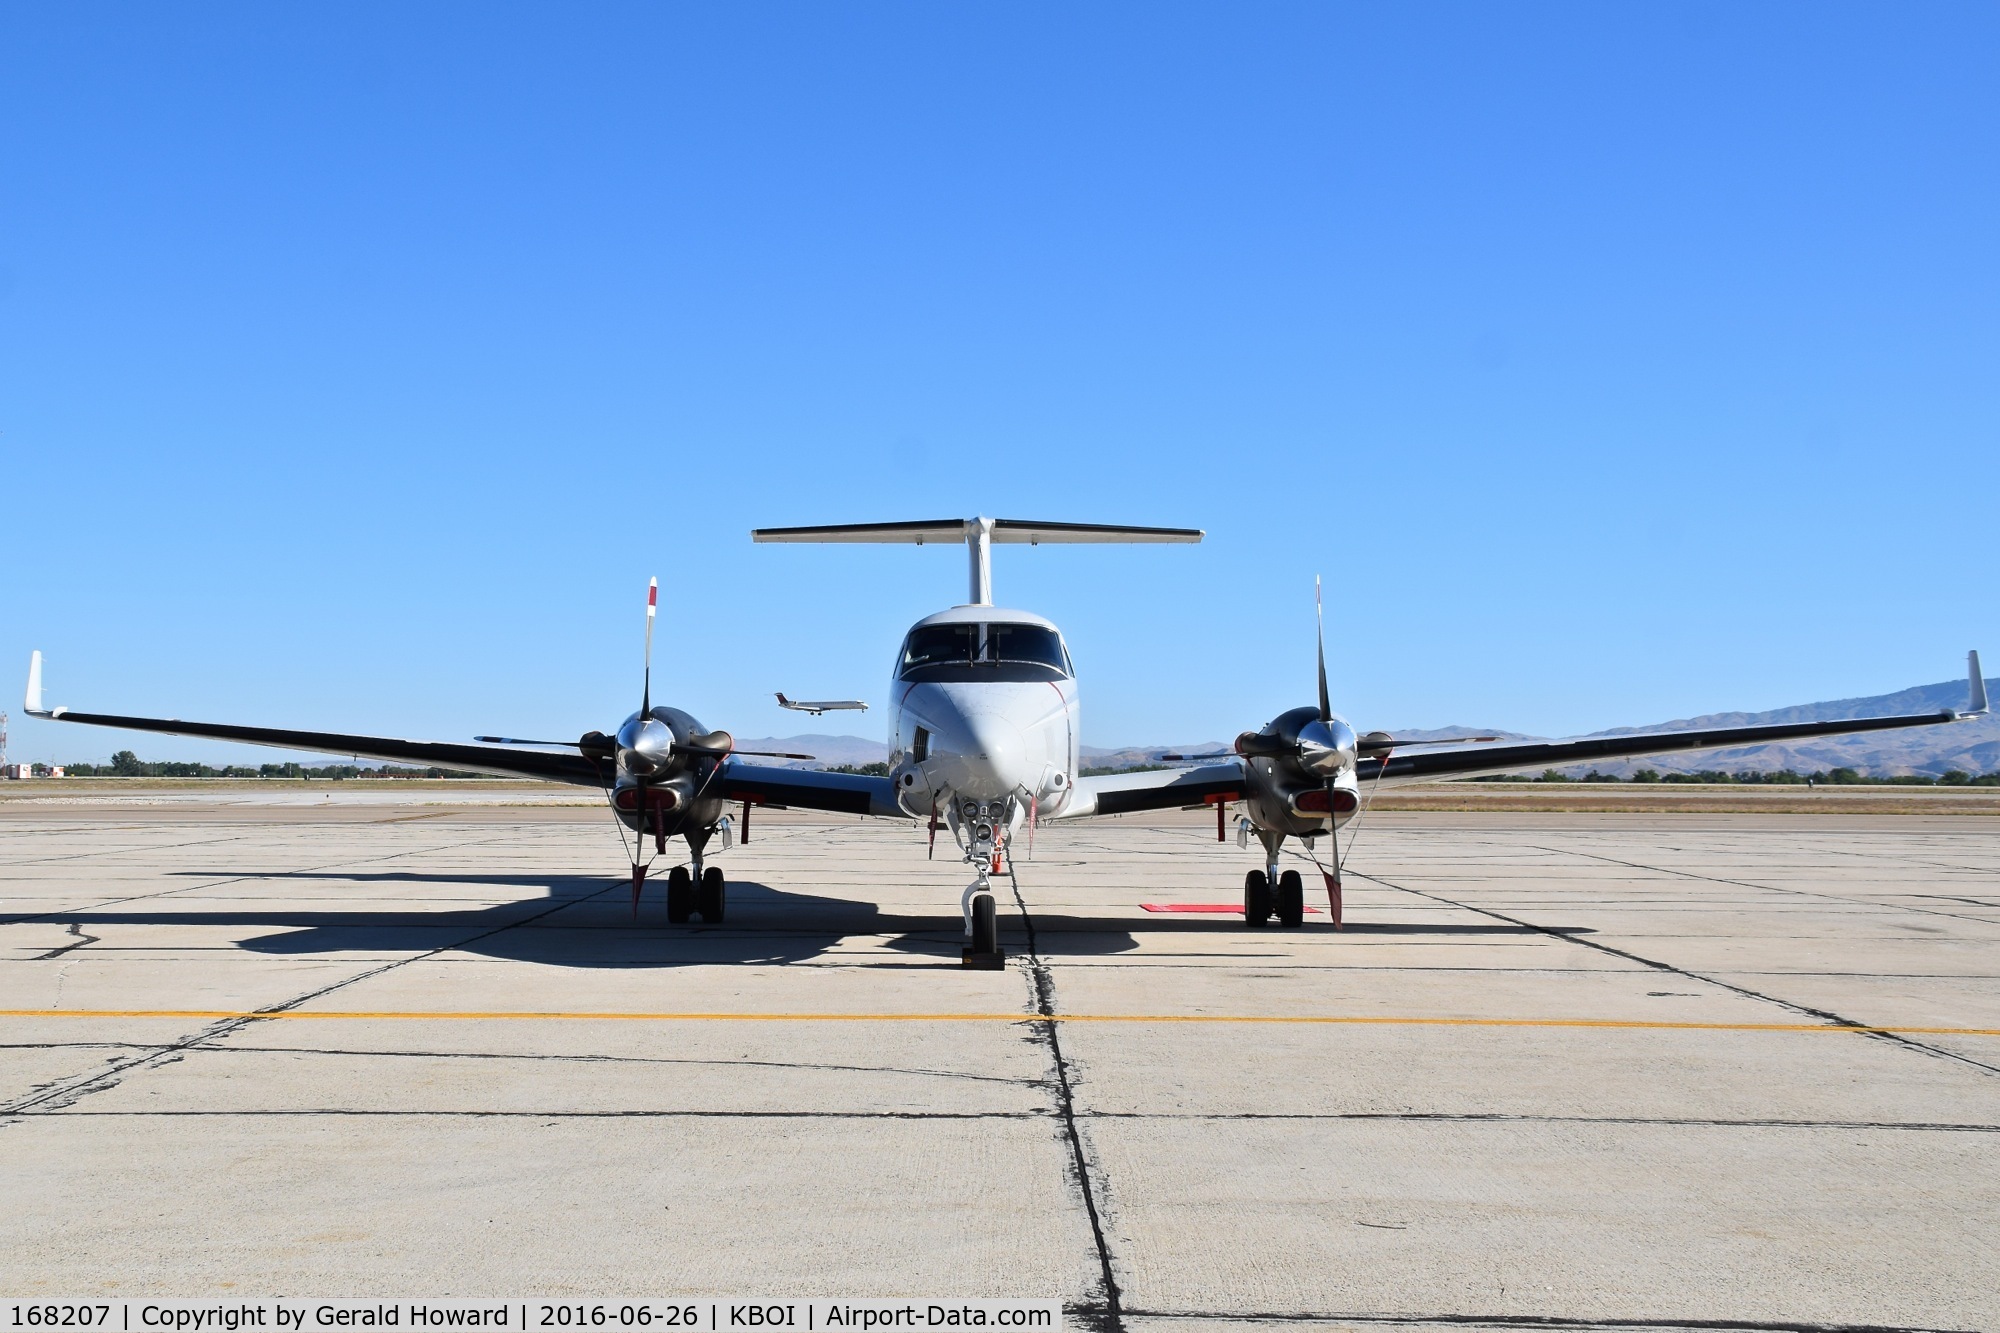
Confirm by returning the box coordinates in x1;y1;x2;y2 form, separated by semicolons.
33;921;100;960
1519;839;2000;927
20;1108;1044;1120
1354;871;2000;1080
1078;1111;1999;1133
189;1043;1040;1087
0;871;627;1122
1006;862;1126;1333
1118;1312;1969;1332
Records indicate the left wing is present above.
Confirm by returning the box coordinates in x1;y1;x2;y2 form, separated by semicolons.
1363;705;1969;786
1060;652;1988;811
1060;762;1247;818
1053;702;1959;818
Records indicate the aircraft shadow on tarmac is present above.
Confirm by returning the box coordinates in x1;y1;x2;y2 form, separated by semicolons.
55;870;1589;969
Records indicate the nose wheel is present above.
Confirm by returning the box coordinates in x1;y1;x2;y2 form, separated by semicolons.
962;891;1003;969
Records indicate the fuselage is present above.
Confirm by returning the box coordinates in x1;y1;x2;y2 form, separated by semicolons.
884;605;1081;834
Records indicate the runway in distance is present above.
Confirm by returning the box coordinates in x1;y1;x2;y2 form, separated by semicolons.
24;517;1990;967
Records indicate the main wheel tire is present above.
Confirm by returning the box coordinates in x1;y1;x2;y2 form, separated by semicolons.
1244;870;1272;926
697;866;725;923
665;865;694;923
1276;869;1305;927
970;892;998;956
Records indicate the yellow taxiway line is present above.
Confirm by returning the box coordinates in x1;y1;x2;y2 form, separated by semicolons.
2;1009;1997;1036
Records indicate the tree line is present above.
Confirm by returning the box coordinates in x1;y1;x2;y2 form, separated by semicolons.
44;751;492;779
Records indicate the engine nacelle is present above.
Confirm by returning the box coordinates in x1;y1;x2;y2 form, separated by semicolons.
1235;705;1362;837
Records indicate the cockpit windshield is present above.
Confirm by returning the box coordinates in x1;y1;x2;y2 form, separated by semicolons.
898;622;1072;679
901;624;978;671
987;623;1067;671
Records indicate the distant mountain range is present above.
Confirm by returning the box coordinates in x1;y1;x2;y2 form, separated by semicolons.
751;674;2000;779
1558;674;1999;778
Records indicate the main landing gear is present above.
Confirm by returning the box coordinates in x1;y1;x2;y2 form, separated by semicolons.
1242;828;1306;928
665;829;727;924
1241;869;1304;928
665;865;727;923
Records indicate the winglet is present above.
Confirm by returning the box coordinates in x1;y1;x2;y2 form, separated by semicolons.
1966;650;1989;718
24;650;59;718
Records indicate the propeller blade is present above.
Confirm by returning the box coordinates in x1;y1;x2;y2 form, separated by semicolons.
641;576;658;716
473;736;577;747
730;749;817;761
1324;777;1343;929
1356;734;1502;753
1234;730;1291;759
1315;575;1331;724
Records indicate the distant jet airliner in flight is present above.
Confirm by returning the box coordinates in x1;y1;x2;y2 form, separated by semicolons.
24;517;1988;967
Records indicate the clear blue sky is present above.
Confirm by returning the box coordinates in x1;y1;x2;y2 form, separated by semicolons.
3;2;1995;765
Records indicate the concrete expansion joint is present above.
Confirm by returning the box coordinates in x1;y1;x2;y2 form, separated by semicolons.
1004;862;1127;1333
0;870;632;1126
1353;869;2000;1082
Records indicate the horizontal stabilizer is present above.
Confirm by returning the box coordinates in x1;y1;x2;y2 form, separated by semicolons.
754;515;1203;606
990;519;1203;545
754;519;971;545
752;518;1204;545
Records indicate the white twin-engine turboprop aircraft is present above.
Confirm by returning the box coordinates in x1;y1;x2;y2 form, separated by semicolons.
24;515;1989;968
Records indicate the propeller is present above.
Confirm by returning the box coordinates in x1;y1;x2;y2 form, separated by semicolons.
627;577;661;911
1315;575;1343;925
643;577;657;713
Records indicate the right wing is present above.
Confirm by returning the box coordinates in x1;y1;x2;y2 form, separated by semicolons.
24;650;605;784
718;760;905;819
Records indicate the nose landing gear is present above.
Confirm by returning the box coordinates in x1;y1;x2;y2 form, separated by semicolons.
958;800;1008;970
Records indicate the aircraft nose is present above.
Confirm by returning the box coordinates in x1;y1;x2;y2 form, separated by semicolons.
930;707;1031;801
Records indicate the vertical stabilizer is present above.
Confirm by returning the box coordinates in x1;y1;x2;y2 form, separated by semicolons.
1968;650;1989;717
